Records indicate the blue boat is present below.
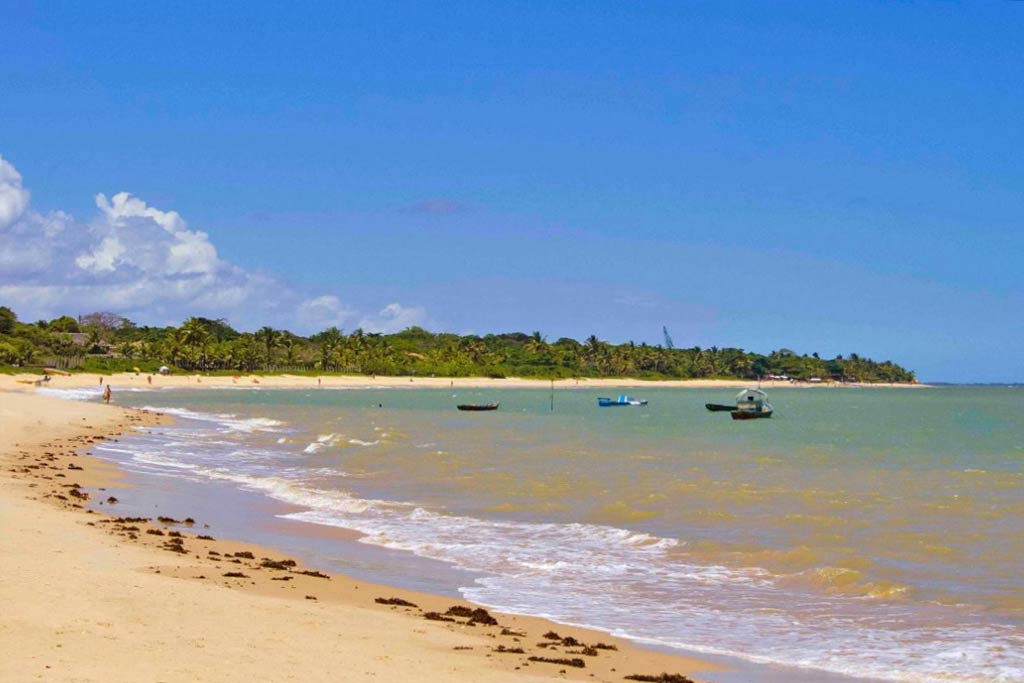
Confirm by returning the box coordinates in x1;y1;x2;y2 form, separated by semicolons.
597;395;648;407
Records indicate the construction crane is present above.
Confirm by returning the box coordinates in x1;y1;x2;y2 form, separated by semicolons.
662;326;674;350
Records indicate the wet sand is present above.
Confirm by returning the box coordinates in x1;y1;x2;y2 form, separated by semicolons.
0;389;719;682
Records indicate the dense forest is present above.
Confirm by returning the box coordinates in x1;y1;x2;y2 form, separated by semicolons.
0;306;915;383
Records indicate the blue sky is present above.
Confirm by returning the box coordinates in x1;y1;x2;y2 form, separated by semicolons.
1;2;1021;382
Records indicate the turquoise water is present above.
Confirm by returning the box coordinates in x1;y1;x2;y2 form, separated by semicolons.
71;385;1023;682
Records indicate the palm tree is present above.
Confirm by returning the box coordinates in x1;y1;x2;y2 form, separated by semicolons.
281;336;299;366
164;328;187;367
583;335;606;373
118;341;135;360
317;327;343;371
524;331;550;364
255;326;279;368
85;328;104;353
180;318;211;369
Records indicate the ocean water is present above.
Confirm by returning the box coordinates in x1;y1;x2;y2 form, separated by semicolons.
68;385;1022;682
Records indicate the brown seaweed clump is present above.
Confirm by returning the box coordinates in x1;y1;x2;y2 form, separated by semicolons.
527;656;585;668
423;612;457;623
624;674;697;683
445;606;498;626
293;569;330;579
375;597;419;608
260;558;297;570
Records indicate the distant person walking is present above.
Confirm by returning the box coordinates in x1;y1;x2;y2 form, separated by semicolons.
103;385;112;404
147;375;152;385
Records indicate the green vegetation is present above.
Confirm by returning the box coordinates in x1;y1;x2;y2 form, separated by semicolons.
0;306;915;383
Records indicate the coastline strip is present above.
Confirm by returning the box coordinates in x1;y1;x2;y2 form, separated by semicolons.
0;390;718;683
0;372;927;393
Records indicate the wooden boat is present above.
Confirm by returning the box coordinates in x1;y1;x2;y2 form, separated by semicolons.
731;407;773;420
705;403;734;412
730;388;773;420
457;403;500;411
597;395;648;407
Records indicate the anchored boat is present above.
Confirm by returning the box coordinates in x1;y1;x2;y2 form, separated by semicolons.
457;403;500;411
730;388;773;420
597;395;648;407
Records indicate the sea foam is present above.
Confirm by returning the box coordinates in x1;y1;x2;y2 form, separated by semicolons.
84;400;1024;683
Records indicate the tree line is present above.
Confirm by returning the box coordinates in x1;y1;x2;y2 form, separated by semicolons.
0;306;915;383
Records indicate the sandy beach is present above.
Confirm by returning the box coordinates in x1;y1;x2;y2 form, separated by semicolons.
0;371;923;393
0;388;718;682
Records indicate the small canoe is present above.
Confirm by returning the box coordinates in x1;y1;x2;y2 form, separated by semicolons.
457;403;500;411
705;403;734;412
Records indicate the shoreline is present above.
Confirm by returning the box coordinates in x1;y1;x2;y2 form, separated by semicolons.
0;371;927;392
1;389;720;682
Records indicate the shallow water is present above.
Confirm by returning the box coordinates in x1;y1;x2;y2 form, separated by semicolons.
73;385;1023;682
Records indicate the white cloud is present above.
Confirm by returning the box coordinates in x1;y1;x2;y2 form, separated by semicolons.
297;294;355;330
0;155;31;230
358;303;427;333
75;236;126;273
96;191;186;233
0;155;427;334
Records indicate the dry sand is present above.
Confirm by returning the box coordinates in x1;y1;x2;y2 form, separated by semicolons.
0;389;719;682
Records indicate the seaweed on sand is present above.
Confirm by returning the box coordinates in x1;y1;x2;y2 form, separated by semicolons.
527;656;585;668
375;597;419;608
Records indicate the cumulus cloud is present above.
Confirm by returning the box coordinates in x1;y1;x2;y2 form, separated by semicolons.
0;155;31;230
297;294;355;330
0;155;427;334
358;303;427;333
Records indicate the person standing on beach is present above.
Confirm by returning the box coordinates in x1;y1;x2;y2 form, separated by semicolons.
103;385;112;404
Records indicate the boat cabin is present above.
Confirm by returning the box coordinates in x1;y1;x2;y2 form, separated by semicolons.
735;388;769;412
